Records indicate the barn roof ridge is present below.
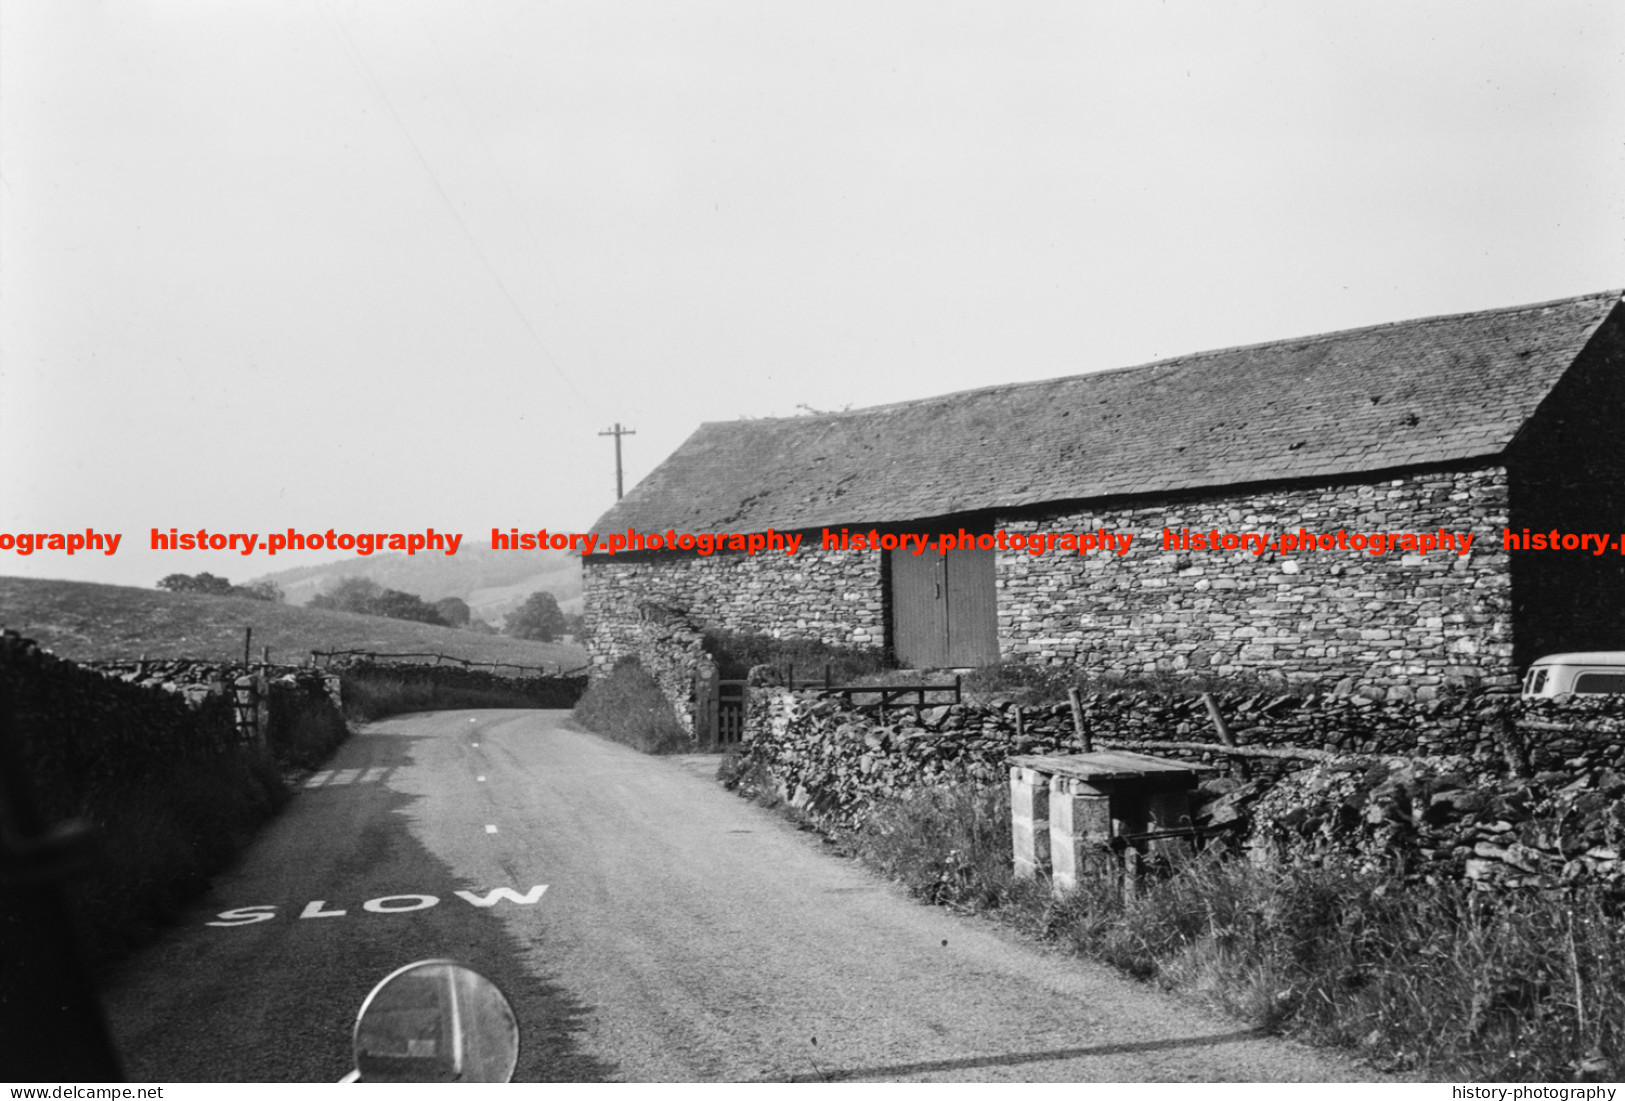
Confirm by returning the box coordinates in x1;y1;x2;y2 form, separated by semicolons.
696;289;1625;429
588;288;1625;541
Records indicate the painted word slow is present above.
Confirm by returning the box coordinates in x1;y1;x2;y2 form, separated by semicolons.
207;884;548;926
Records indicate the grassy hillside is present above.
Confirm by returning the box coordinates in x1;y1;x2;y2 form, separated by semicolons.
248;544;583;623
0;576;589;669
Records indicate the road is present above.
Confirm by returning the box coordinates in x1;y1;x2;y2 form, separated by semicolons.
99;709;1379;1082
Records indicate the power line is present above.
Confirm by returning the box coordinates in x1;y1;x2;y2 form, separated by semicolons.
316;2;596;417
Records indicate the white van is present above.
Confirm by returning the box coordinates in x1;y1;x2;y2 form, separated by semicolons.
1521;652;1625;699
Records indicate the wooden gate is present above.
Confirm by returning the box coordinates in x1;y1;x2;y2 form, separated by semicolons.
716;679;747;745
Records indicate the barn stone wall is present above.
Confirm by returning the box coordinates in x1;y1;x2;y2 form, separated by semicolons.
582;549;884;676
583;466;1519;698
996;466;1514;696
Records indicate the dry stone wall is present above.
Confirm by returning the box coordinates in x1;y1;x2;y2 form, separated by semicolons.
724;683;1625;892
997;466;1514;693
323;656;585;710
3;634;249;822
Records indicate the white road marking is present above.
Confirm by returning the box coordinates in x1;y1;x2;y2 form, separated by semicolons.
472;742;479;747
477;776;486;782
330;768;361;786
485;824;498;834
304;770;333;788
361;767;388;784
208;886;549;926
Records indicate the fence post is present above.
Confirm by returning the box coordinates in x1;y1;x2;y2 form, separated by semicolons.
1201;692;1251;780
242;627;252;668
1068;687;1092;752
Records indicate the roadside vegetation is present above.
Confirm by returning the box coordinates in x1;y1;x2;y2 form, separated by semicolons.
571;655;688;753
341;668;585;723
0;576;588;668
2;655;349;979
960;659;1319;707
701;629;889;682
726;769;1622;1081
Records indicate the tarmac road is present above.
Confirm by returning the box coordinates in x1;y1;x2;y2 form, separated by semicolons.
99;709;1380;1082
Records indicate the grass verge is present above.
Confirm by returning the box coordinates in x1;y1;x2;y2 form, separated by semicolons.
735;772;1623;1081
571;656;689;753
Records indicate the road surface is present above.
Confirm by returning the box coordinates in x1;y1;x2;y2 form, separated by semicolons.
99;709;1380;1082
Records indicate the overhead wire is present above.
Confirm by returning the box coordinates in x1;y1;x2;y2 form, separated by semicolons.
316;0;598;418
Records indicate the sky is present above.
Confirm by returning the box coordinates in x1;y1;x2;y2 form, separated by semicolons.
1;0;1621;590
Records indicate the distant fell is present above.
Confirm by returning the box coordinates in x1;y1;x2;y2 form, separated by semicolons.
0;576;588;669
248;544;582;624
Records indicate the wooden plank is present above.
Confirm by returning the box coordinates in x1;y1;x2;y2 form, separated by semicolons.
1008;750;1201;780
889;547;947;668
944;544;999;666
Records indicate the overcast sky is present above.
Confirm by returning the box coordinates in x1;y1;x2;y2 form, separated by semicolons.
1;0;1621;589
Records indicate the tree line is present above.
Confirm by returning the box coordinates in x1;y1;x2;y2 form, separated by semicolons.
155;572;580;641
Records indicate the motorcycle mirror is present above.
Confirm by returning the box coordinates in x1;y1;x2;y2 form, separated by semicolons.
344;960;519;1083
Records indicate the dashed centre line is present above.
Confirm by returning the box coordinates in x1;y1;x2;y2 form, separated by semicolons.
485;824;498;834
304;768;392;790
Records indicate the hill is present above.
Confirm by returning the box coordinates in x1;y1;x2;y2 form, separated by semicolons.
247;545;582;625
0;576;589;670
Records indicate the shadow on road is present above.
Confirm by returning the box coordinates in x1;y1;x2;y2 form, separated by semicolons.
781;1026;1271;1082
101;726;619;1083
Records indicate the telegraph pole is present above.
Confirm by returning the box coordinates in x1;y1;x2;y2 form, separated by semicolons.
598;423;636;499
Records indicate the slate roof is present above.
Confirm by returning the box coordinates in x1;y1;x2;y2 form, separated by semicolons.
588;290;1623;541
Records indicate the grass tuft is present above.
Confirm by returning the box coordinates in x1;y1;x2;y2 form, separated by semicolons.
571;656;689;753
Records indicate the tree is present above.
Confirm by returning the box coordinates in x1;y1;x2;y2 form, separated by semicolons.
506;591;566;641
157;572;235;596
234;580;284;603
433;597;471;627
370;587;450;626
309;577;447;625
309;577;383;613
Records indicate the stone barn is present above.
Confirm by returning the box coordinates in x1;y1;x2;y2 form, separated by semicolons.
582;290;1625;720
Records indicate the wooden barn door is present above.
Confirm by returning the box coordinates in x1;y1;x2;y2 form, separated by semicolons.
889;538;998;668
944;544;999;666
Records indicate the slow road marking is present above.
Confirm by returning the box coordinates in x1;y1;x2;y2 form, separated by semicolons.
206;885;548;926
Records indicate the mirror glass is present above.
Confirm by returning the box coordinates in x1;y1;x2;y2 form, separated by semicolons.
352;960;519;1083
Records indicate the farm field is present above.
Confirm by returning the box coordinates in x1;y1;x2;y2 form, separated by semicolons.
0;576;589;669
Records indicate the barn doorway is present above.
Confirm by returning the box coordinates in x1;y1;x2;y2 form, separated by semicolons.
889;536;999;668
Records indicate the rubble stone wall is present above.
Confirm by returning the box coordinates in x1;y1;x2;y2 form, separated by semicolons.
582;549;885;676
724;684;1625;891
997;466;1514;693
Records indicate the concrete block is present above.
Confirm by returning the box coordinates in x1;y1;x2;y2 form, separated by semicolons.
1009;766;1050;879
1049;775;1112;895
